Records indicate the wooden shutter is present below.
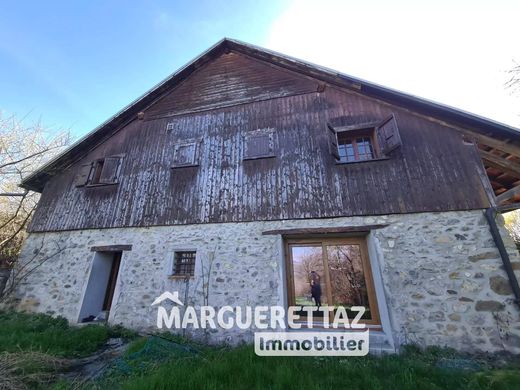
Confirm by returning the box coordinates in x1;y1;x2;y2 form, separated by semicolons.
99;156;122;184
328;125;340;160
244;130;274;159
376;114;402;155
173;142;197;167
73;163;92;187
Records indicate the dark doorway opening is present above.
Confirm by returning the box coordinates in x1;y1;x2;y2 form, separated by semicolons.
79;251;122;323
102;251;121;312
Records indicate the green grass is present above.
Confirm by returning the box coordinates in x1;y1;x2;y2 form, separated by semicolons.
1;312;519;389
0;311;136;357
115;346;462;390
95;338;519;390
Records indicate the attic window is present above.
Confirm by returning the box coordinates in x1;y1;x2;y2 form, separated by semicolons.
329;114;402;163
172;141;199;168
337;131;376;162
73;155;123;187
243;129;275;160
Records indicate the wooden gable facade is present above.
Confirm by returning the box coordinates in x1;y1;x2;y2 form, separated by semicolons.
21;39;520;233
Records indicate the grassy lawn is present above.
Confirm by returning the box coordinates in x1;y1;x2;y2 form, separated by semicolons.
0;311;135;389
0;311;519;389
0;311;134;357
98;338;520;390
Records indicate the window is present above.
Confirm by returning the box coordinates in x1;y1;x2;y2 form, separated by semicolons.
172;251;196;277
328;114;402;162
74;155;123;187
337;131;376;163
285;237;380;326
243;129;275;160
91;160;105;184
172;141;199;168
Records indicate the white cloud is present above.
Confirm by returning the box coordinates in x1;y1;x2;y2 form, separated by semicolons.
264;0;520;127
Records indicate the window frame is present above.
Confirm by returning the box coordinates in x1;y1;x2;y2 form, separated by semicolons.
170;250;197;279
171;141;200;169
284;236;381;328
335;126;381;164
243;128;276;160
76;154;124;188
87;156;123;187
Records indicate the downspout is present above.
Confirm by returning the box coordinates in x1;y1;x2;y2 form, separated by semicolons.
484;206;520;307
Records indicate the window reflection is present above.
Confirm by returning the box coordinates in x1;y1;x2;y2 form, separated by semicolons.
337;132;375;162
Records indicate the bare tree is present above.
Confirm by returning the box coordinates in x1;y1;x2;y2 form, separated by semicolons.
503;209;520;247
506;61;520;97
294;248;321;299
0;236;67;301
0;112;70;297
327;246;367;307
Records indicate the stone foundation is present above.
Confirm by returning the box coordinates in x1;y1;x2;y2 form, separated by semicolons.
8;210;520;353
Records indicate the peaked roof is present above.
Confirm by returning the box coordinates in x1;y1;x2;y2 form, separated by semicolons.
21;38;520;192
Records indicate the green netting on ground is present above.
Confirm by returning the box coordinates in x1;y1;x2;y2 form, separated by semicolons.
436;358;481;372
113;335;199;375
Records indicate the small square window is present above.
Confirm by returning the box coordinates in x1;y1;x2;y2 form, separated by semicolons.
243;129;275;160
172;251;196;277
172;142;198;168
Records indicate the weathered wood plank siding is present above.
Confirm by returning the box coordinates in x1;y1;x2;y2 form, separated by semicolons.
29;54;490;232
145;52;319;118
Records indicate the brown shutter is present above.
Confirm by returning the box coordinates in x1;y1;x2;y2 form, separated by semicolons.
99;156;122;184
245;133;272;159
376;114;402;155
73;163;92;187
328;125;339;160
173;143;197;167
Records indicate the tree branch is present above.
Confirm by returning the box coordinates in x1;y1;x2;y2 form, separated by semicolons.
0;147;55;171
0;205;35;249
0;192;28;231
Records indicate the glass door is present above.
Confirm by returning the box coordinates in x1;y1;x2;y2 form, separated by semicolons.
286;237;380;327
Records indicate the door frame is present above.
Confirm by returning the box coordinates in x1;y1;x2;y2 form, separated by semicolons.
284;236;381;327
76;250;125;324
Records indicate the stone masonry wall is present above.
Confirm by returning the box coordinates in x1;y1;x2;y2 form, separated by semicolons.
7;210;520;353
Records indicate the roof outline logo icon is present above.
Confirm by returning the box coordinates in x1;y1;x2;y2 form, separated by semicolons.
151;291;184;306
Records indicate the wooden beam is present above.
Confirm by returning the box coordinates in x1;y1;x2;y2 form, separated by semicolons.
479;150;520;179
490;180;504;189
462;130;520;157
262;224;389;236
0;193;27;197
496;186;520;204
90;245;132;252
